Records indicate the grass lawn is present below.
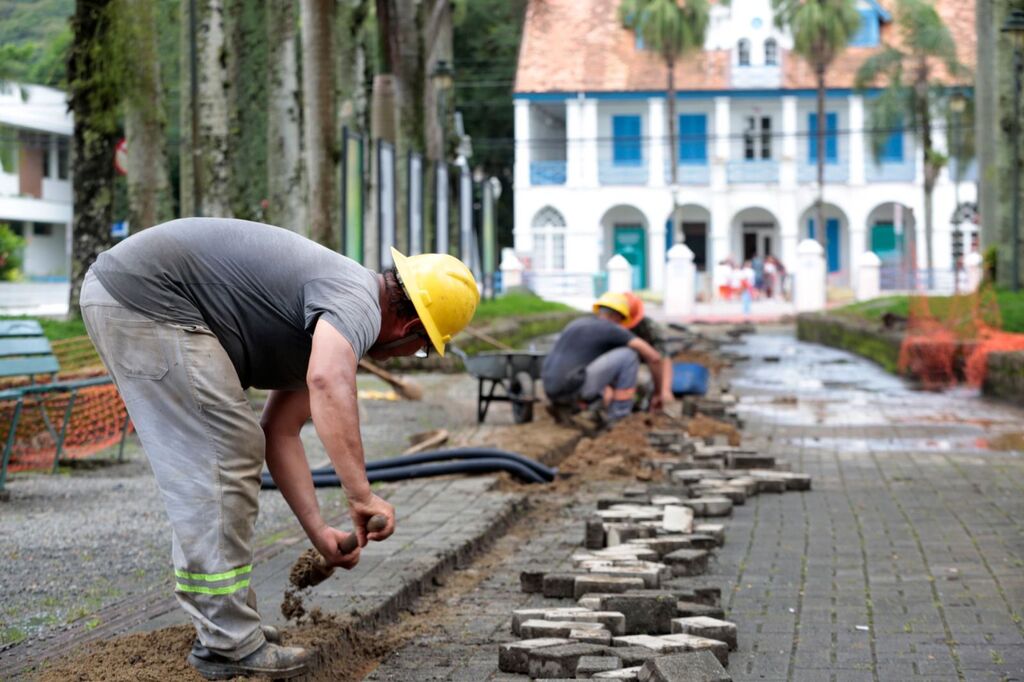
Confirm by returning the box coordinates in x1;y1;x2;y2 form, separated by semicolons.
1;315;88;340
835;289;1024;333
472;291;574;322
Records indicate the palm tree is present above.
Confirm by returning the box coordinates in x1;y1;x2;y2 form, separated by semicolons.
855;0;964;290
773;0;860;257
620;0;710;241
300;0;338;248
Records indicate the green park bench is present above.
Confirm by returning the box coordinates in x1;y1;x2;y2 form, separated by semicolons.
0;320;130;493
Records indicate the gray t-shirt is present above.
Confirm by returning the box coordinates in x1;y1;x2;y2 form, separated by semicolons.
91;218;381;390
541;316;635;398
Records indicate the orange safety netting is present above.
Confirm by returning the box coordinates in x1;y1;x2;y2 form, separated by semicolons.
898;285;1024;389
1;372;132;473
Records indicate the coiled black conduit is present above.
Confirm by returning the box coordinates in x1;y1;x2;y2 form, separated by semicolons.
261;447;555;489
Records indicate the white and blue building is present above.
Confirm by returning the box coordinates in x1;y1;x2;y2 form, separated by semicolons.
513;0;976;298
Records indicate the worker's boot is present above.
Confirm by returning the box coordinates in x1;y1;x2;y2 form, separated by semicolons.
188;641;310;680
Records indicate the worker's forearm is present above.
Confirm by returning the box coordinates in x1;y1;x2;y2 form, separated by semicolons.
647;356;666;394
265;433;325;537
308;380;373;504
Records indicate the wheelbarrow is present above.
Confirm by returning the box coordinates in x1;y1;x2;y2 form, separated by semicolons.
450;347;546;424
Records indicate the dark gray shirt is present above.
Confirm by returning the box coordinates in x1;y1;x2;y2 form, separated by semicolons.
541;316;635;398
91;218;381;390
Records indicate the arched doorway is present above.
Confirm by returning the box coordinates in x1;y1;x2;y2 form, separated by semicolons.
730;207;780;265
798;203;850;279
666;204;711;273
866;202;916;290
601;205;648;290
530;206;567;271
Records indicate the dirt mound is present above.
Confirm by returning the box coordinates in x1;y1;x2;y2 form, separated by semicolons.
36;625;200;682
686;413;740;446
559;412;679;482
289;548;330;590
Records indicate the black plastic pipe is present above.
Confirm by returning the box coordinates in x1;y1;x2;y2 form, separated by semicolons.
261;457;549;489
307;447;556;482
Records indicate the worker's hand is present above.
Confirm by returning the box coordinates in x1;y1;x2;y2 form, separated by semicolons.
347;492;396;547
311;525;361;570
650;391;674;413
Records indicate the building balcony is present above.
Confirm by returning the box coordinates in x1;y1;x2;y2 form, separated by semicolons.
730;64;782;89
530;160;567;186
665;162;710;185
599;161;648;186
797;162;850;184
865;160;915;183
727;160;780;184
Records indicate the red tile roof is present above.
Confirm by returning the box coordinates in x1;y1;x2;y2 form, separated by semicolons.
515;0;975;94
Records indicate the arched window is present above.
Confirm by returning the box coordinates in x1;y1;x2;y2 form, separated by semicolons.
765;38;778;66
532;207;567;271
737;39;750;67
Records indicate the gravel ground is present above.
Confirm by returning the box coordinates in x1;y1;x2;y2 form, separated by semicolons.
0;371;489;650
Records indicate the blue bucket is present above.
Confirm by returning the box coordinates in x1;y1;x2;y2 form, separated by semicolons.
672;362;709;396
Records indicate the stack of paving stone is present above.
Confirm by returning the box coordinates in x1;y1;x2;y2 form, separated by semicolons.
497;427;811;680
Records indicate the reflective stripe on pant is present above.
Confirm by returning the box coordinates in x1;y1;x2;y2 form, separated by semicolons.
580;347;640;422
80;270;265;660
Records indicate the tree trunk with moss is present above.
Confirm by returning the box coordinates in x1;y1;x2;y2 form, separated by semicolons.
266;0;305;233
394;0;423;254
301;0;338;248
423;0;453;252
119;0;173;232
68;0;120;314
225;0;268;221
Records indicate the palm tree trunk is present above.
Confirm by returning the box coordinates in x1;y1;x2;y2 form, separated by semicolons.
266;0;306;233
917;71;935;290
301;0;338;248
121;0;172;231
815;66;827;252
394;0;423;254
68;0;119;314
666;58;677;247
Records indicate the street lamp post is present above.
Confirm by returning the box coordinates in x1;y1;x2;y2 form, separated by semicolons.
950;91;967;294
1002;10;1024;292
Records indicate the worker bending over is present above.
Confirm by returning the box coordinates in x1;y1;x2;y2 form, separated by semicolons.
81;218;479;679
542;292;671;424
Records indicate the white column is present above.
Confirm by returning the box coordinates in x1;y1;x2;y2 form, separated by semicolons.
857;251;881;301
711;194;731;297
648;200;669;291
606;254;633;293
965;251;983;291
795;238;826;312
514;99;531;189
581;99;599;187
780;96;798;189
847;199;869;281
566;96;584;187
849;95;865;186
779;198;799;271
712;96;730;188
664;243;696;317
500;249;524;290
648;97;666;188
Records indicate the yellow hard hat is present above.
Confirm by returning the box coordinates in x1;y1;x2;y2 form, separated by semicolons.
593;292;631;325
391;247;480;357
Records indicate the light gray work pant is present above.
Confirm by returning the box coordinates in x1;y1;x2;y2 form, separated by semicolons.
80;270;266;660
580;347;639;422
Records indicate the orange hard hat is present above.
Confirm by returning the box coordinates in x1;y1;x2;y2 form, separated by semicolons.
622;292;644;329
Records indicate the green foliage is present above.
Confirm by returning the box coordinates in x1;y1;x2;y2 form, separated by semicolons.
472;291;574;322
0;0;73;87
836;290;1024;334
619;0;711;63
772;0;860;70
0;43;35;84
0;223;25;281
984;244;998;284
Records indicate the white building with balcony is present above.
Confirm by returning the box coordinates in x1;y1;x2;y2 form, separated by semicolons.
513;0;976;298
0;83;73;280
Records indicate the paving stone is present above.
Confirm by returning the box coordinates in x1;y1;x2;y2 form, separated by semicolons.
682;534;718;550
598;497;646;510
611;635;689;653
658;634;730;665
586;565;663;588
606;523;658;546
675;601;725;619
574;575;648;599
559;610;627;636
586;519;606;549
576;655;622;676
705;486;746;505
680;497;733;517
521;570;546;593
599;592;679;634
544;572;584;598
629;536;696;557
692;524;725;546
512;608;590;635
520;619;609;639
569;628;613;645
527;643;612;679
671;617;738;650
593;666;643;679
498;638;571;674
725;453;775;470
650;495;685;506
662;505;695;533
636;650;731;682
663;549;710;577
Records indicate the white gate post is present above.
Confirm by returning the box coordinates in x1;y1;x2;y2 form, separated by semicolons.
795;238;826;312
964;251;983;292
857;251;881;301
499;250;524;291
606;254;633;293
664;243;695;317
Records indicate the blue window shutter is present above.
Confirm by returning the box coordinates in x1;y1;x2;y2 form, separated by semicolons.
881;117;903;162
678;114;707;165
850;8;878;47
807;218;816;240
613;115;642;166
809;113;838;163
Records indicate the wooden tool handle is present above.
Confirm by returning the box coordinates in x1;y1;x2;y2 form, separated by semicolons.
338;514;389;555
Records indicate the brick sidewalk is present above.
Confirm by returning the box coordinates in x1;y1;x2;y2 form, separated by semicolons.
369;330;1024;681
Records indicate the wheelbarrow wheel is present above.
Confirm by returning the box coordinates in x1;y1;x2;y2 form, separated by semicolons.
510;372;534;424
